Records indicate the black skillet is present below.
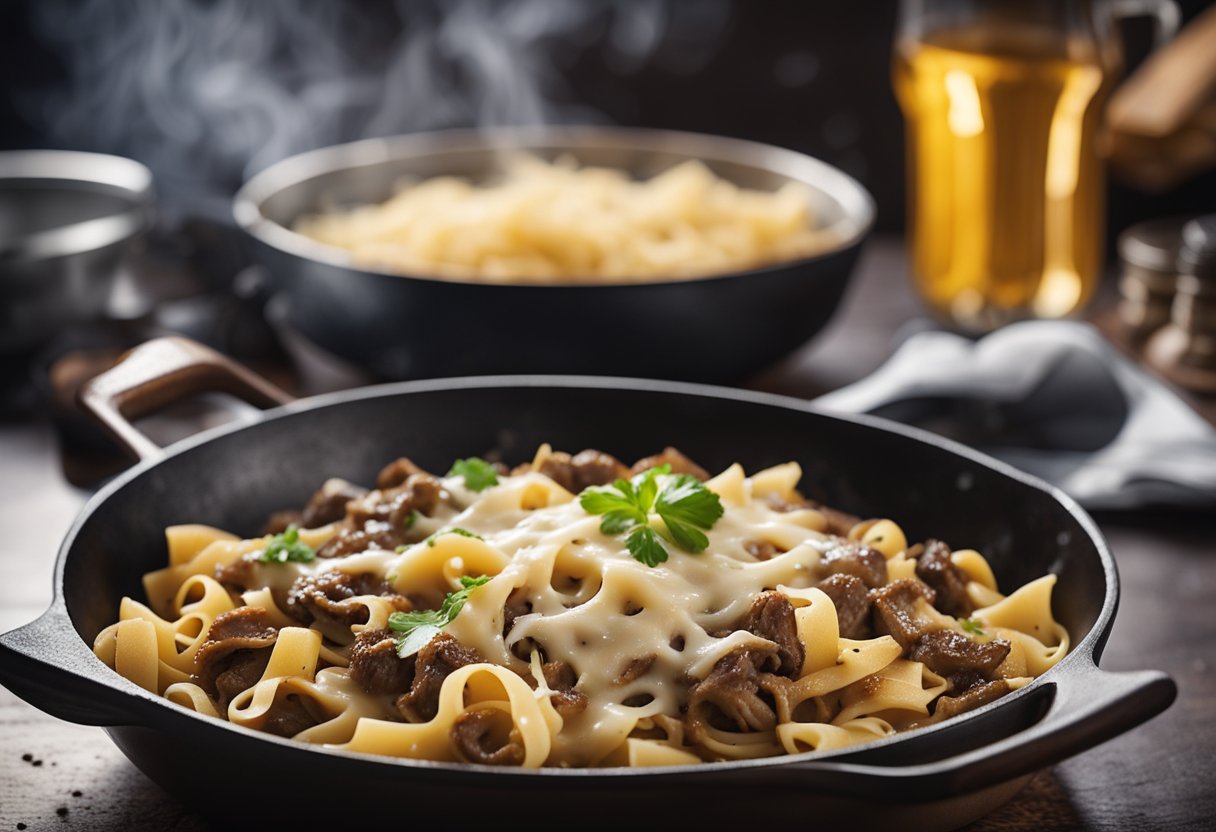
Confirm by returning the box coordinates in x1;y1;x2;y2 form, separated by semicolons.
0;338;1176;829
232;127;874;382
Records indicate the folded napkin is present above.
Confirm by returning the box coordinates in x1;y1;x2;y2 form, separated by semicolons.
814;321;1216;510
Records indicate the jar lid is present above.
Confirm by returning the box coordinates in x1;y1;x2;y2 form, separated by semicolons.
1179;215;1216;280
1117;215;1193;272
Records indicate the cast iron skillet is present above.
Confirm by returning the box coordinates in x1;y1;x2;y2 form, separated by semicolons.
233;126;874;382
0;339;1175;829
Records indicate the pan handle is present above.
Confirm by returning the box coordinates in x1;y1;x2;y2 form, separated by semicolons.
0;606;142;727
766;657;1176;799
79;336;294;462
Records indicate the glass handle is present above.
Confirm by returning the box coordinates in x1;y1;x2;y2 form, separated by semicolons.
1110;0;1180;46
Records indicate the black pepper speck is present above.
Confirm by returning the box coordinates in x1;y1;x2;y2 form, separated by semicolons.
18;824;29;830
71;790;82;797
56;807;68;818
32;760;43;767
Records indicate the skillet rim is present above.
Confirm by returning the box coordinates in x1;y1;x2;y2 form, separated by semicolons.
44;374;1118;779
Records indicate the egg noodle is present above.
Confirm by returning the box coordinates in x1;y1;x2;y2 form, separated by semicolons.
293;156;838;283
94;446;1068;768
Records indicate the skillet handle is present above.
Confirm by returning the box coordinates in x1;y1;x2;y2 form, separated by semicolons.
0;606;141;727
79;336;294;463
770;658;1176;799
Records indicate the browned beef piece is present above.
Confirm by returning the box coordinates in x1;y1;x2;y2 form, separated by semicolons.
814;503;861;537
262;694;321;738
816;542;888;588
538;449;630;493
870;578;940;649
932;679;1013;720
349;628;415;694
817;573;873;639
395;633;482;723
263;510;303;536
503;590;532;636
451;709;526;766
346;474;442;529
615;655;655;685
686;647;783;736
213;650;271;708
376;457;427;490
285;570;412;627
316;526;404;559
194;607;279;703
214;553;261;592
630;447;709;481
744;540;781;560
915;540;974;618
909;630;1011;679
738;592;804;677
542;660;588;719
300;479;368;529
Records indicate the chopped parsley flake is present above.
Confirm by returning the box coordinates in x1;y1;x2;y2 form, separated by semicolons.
257;524;315;564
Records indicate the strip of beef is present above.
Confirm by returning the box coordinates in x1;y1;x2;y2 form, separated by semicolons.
345;473;442;530
376;457;428;490
870;578;942;649
214;554;262;592
285;570;412;629
263;510;302;535
738;592;804;677
744;540;782;561
816;573;873;639
313;473;444;559
686;647;785;738
630;447;709;481
300;478;368;529
759;493;860;537
915;539;974;617
451;709;526;766
615;655;655;686
908;630;1011;681
538;449;630;493
543;660;588;719
349;628;415;694
262;695;321;738
194;607;279;706
395;633;482;723
932;679;1013;720
816;542;888;588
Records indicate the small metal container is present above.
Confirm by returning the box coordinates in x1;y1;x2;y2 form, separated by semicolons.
0;150;154;354
1146;215;1216;394
1116;215;1191;341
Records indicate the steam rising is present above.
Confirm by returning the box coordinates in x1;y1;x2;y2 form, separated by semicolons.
24;0;728;223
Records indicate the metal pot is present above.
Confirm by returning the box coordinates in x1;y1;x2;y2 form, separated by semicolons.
234;127;874;381
0;338;1175;828
0;150;154;354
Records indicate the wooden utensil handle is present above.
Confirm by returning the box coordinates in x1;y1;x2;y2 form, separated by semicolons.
78;337;294;462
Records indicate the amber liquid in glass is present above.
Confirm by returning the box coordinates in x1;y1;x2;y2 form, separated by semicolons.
894;28;1109;331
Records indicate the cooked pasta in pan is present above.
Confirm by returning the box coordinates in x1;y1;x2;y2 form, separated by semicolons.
94;446;1069;767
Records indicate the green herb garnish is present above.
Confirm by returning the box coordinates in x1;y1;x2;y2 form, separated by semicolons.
448;457;499;491
401;509;419;530
425;527;483;547
579;465;724;567
258;524;315;564
960;618;987;637
388;575;491;657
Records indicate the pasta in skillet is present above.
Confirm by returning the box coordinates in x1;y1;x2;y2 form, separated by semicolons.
94;446;1069;767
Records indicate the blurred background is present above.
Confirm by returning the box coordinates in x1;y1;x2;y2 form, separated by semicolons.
3;0;1213;236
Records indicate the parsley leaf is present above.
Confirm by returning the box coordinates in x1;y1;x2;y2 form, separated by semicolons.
579;464;721;567
426;527;483;547
388;575;491;657
960;618;987;637
258;524;315;564
448;457;499;491
655;474;724;553
626;526;668;567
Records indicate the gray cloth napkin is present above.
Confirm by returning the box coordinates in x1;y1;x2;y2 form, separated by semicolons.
814;321;1216;510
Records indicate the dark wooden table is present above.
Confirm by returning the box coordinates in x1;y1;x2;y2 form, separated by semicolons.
2;238;1213;831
